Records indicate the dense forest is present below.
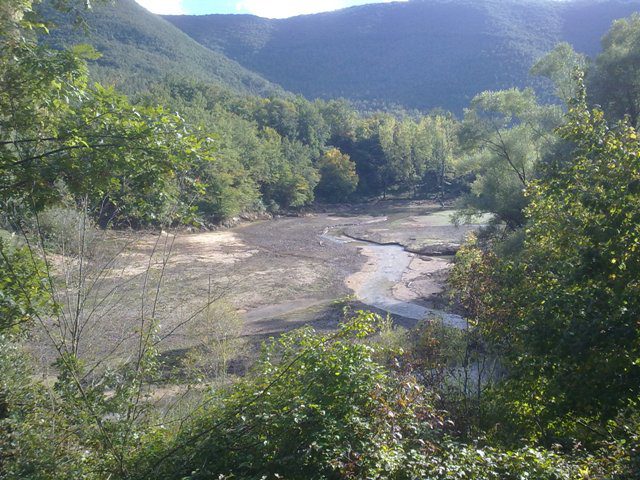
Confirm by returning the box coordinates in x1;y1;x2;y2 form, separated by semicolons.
1;0;640;478
165;0;640;112
39;0;283;98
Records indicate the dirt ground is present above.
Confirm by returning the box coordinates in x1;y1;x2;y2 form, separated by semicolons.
29;200;483;372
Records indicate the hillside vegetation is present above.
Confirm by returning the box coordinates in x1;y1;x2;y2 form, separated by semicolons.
39;0;283;97
165;0;640;112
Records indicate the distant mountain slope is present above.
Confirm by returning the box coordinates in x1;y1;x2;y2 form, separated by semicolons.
165;0;640;112
40;0;283;97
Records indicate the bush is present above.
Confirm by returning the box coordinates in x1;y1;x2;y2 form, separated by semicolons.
420;442;580;480
149;312;444;479
141;312;581;480
32;206;99;256
0;238;52;335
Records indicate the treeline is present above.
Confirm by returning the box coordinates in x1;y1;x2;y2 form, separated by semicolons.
1;30;467;229
9;4;631;231
142;79;465;214
5;3;611;230
135;77;471;222
4;0;496;229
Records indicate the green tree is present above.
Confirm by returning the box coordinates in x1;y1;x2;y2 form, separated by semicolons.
416;114;458;202
0;1;222;226
531;42;587;105
255;128;318;210
295;98;330;157
333;115;388;198
0;239;51;336
518;89;640;422
378;116;420;195
452;82;640;442
458;88;561;228
254;97;299;140
589;13;640;126
320;98;358;145
315;148;359;202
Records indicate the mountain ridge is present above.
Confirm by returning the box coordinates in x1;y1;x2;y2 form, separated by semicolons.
40;0;284;98
164;0;640;111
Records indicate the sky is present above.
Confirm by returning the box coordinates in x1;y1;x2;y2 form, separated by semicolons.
134;0;408;18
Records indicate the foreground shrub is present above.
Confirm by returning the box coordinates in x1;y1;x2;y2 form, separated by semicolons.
147;312;442;479
141;312;581;480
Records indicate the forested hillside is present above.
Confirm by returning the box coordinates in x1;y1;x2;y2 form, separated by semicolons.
165;0;640;112
39;0;283;97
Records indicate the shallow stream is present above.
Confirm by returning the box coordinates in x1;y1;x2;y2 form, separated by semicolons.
321;229;466;329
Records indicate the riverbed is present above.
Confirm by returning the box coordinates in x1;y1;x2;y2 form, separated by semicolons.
322;228;466;329
30;200;483;369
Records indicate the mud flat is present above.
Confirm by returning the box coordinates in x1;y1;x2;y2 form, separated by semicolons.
321;204;488;329
323;228;467;329
344;243;466;329
32;201;483;369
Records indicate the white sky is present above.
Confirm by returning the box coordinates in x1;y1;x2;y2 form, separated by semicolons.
238;0;350;18
135;0;408;18
136;0;186;15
